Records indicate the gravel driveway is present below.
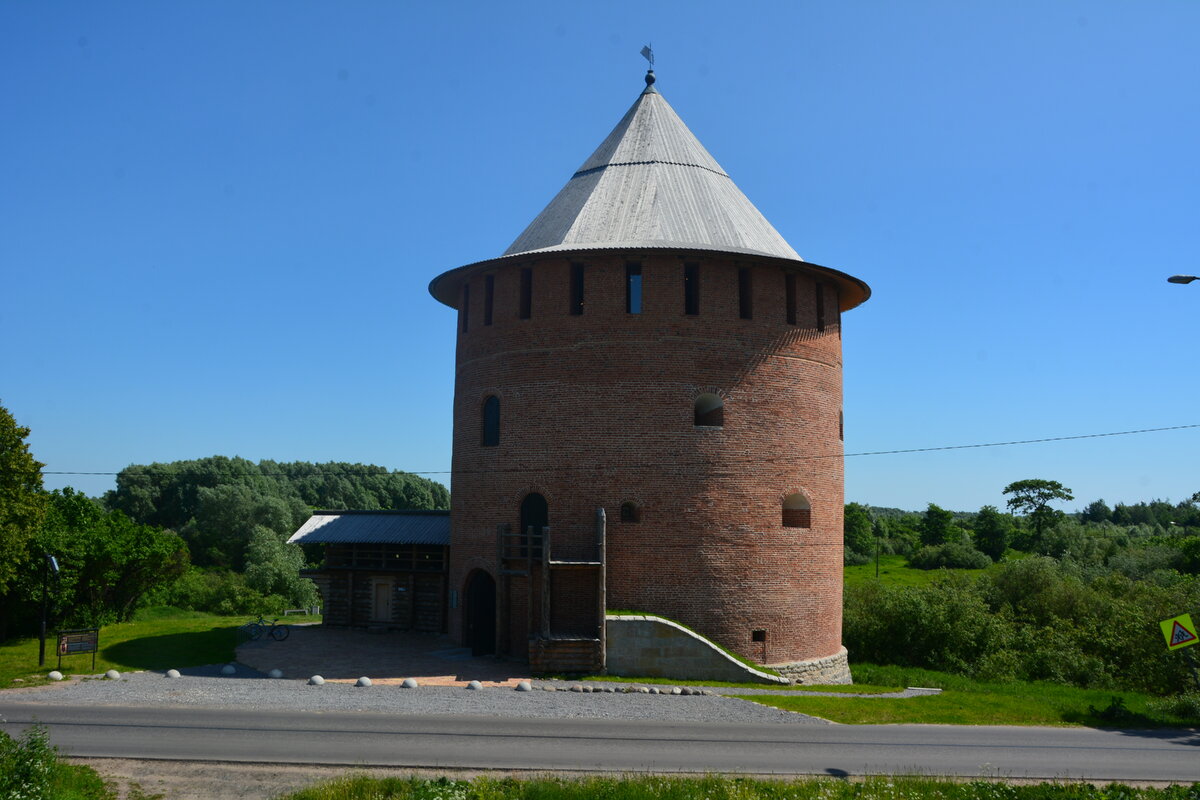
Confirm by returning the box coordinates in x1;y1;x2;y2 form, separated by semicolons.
7;665;830;725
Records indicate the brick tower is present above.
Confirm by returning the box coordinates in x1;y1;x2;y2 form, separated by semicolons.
429;70;870;681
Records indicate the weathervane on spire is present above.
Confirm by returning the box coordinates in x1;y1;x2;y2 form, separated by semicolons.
640;44;655;86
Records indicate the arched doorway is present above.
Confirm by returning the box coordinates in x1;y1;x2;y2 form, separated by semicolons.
519;493;548;557
464;570;496;656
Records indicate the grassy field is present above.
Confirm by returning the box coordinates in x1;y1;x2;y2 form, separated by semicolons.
0;607;251;688
843;554;989;587
742;664;1200;727
279;775;1200;800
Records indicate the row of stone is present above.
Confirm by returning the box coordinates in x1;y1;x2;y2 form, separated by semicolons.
47;669;713;696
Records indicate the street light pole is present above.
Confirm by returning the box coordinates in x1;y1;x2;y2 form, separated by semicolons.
37;553;59;668
1167;275;1198;284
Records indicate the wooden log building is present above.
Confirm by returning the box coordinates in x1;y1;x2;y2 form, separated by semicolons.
289;510;449;633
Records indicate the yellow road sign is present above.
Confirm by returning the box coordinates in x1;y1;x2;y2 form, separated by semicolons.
1160;613;1198;651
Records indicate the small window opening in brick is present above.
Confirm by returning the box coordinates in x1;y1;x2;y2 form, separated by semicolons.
481;396;500;447
626;262;642;314
569;262;585;316
785;272;797;325
694;393;724;427
751;629;767;643
782;493;812;528
833;286;841;337
815;281;826;332
738;267;753;320
519;268;532;320
460;284;470;333
683;263;700;316
483;274;494;326
839;410;844;442
620;502;641;523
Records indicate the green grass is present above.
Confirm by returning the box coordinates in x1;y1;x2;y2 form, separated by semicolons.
844;554;990;587
741;664;1200;727
0;607;248;689
279;775;1200;800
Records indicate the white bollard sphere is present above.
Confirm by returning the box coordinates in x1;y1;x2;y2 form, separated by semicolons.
268;669;283;679
221;664;236;675
104;669;121;680
47;671;64;681
515;680;532;692
466;680;483;690
308;675;325;685
165;669;181;679
355;676;372;687
401;678;418;689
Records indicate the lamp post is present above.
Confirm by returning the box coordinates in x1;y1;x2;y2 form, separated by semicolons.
1167;275;1198;284
37;553;59;668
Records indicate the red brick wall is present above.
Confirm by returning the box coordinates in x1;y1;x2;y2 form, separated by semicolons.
443;251;848;665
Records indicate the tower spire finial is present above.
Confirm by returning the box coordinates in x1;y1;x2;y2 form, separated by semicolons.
640;43;655;87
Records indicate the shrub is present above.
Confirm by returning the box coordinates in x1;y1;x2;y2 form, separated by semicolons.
0;725;58;800
908;542;991;570
844;549;871;566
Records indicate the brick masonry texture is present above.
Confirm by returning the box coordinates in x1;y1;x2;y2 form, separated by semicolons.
445;250;848;667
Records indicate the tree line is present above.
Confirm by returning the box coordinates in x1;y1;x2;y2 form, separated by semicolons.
843;480;1200;694
0;403;449;640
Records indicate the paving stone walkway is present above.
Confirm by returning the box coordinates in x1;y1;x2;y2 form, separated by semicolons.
236;625;531;687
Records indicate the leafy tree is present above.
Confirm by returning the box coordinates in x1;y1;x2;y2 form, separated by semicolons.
0;403;47;596
2;489;188;634
843;503;874;557
920;503;960;547
973;505;1014;561
1003;478;1074;548
106;457;449;569
1080;499;1112;525
244;527;318;609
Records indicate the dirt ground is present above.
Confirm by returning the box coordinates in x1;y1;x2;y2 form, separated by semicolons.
69;758;535;800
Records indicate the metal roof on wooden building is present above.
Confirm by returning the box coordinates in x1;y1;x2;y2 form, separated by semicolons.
287;510;450;546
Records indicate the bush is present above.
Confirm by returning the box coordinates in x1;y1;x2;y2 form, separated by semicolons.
908;542;991;570
844;549;871;566
845;556;1200;693
1145;692;1200;720
152;567;272;616
0;726;56;800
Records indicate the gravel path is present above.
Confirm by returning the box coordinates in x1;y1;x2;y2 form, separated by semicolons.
6;665;834;725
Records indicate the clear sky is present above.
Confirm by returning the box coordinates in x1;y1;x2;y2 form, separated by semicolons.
3;1;1197;513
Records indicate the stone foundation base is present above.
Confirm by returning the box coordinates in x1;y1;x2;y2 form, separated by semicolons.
771;646;851;685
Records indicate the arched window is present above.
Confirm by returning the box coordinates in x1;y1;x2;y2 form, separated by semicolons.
694;393;724;427
481;396;500;447
782;493;812;529
620;502;641;523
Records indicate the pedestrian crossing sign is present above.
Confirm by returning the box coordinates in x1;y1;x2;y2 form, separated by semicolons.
1160;613;1198;651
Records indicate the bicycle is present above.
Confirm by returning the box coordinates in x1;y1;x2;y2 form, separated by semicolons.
239;615;290;642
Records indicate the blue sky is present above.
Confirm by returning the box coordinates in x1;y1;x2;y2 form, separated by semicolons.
3;1;1197;513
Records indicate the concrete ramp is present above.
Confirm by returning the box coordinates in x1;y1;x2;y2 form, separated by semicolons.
605;615;788;685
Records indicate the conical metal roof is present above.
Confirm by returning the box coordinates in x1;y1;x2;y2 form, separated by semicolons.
429;73;870;311
503;78;802;261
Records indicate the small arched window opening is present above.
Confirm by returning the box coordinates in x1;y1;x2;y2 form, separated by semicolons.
694;393;724;427
782;493;812;529
481;396;500;447
620;502;641;523
839;410;844;442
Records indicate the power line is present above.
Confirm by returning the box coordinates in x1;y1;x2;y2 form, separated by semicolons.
40;422;1200;479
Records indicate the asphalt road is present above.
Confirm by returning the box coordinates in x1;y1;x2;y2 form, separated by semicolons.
2;702;1198;782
